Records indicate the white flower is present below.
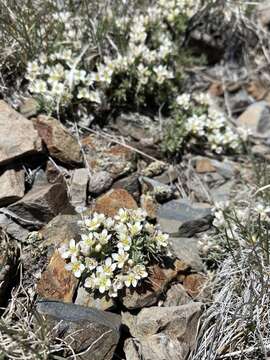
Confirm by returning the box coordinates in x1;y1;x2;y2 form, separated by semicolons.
104;217;115;230
153;231;169;248
79;233;95;255
97;64;113;84
96;274;111;293
77;87;91;100
115;208;129;223
194;93;210;106
176;93;191;110
95;229;112;245
132;264;148;280
89;91;102;104
84;273;98;289
124;272;138;288
29;79;48;94
59;239;80;261
213;210;225;228
65;258;85;278
132;209;147;222
128;222;143;237
117;234;131;251
255;203;270;220
153;65;174;84
85;257;98;270
112;248;129;268
83;213;105;231
51;81;65;96
96;257;116;277
47;64;65;84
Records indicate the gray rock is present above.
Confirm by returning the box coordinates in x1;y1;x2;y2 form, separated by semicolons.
0;214;29;242
153;165;179;185
75;287;115;311
210;180;235;204
0;100;42;166
164;284;192;307
169;237;204;272
157;199;212;236
140;177;174;203
123;303;202;360
112;173;140;202
36;301;121;360
237;101;270;137
88;171;113;197
69;168;89;206
112;113;160;142
227;89;252;115
8;182;73;229
0;169;25;206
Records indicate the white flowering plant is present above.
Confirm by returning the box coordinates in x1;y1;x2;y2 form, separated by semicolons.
162;92;241;155
59;208;169;298
21;0;204;115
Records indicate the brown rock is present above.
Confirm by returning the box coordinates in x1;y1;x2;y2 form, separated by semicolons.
209;82;224;97
36;251;78;302
196;158;216;173
183;273;208;298
19;98;39;118
140;194;158;219
237;101;270;136
246;80;268;101
112;173;140;202
34;115;82;166
163;283;191;306
8;182;72;228
94;189;137;217
0;169;25;206
0;100;42;166
122;260;185;309
45;160;67;184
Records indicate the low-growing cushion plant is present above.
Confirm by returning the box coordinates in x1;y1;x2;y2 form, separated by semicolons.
59;208;169;298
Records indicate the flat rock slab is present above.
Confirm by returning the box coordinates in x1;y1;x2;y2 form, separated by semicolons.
0;214;29;242
0;169;25;206
0;100;42;166
157;199;212;237
237;101;270;137
37;300;121;360
69;168;89;207
8;182;72;229
34;115;82;167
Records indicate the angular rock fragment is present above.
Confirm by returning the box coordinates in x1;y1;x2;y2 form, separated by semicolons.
112;173;140;202
94;188;137;217
0;100;42;166
75;287;115;311
0;169;25;206
88;171;113;197
69;168;89;207
33;115;82;166
157;199;212;236
164;283;191;307
19;97;39;118
8;182;73;228
123;303;202;360
36;301;121;360
237;101;270;137
0;214;29;242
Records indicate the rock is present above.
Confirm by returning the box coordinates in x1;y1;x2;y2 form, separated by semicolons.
164;284;191;306
88;171;113;197
140;194;158;219
112;113;160;143
252;144;270;161
194;157;236;179
153;165;179;185
19;98;39;118
112;173;141;202
33;115;82;167
8;182;72;229
140;161;167;177
195;158;216;173
46;160;68;184
36;251;78;302
75;287;115;311
0;169;25;206
0;214;29;242
169;237;204;272
0;100;42;166
32;169;49;187
237;101;270;137
183;273;208;298
257;1;270;27
123;303;202;360
84;135;136;180
36;300;121;360
121;261;185;310
69;168;89;207
94;189;137;217
227;89;252;115
140;177;174;203
157;199;212;237
40;214;80;247
210;180;235;203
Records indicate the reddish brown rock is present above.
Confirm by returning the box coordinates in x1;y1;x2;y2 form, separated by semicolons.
36;251;78;302
94;188;138;217
34;115;82;166
0;169;25;206
0;100;42;166
183;273;207;298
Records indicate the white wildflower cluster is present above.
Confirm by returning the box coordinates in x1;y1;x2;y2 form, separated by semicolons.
175;92;241;154
25;0;198;112
59;208;169;297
